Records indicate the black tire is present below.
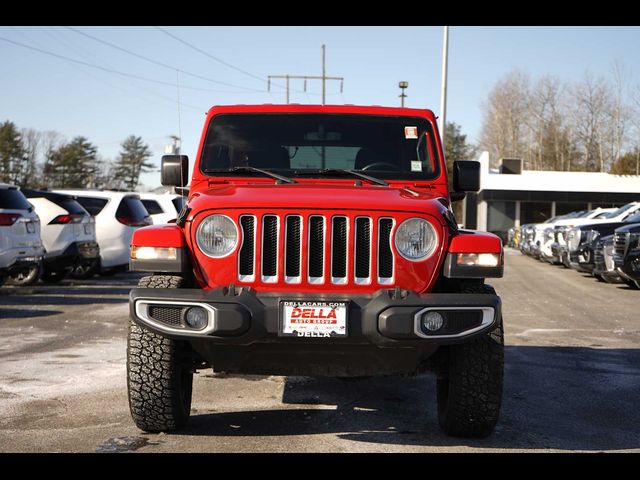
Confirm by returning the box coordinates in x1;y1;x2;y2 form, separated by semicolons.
593;273;604;282
127;275;194;432
437;283;504;438
0;274;6;287
7;264;42;286
70;261;98;280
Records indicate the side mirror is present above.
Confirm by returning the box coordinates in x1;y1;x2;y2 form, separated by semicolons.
453;160;480;193
161;155;189;187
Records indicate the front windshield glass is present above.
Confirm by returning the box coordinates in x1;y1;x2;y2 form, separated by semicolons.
200;113;440;180
607;203;636;219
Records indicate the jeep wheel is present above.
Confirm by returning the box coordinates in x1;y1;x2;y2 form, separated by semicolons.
70;261;98;280
437;283;504;438
127;275;194;432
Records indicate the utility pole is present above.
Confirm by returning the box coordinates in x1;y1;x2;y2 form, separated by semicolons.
268;45;343;105
440;26;450;148
399;81;409;107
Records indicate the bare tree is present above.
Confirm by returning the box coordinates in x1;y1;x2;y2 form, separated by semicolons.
567;73;613;172
479;70;530;168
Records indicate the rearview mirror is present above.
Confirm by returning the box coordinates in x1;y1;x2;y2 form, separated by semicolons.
452;160;480;193
161;155;189;187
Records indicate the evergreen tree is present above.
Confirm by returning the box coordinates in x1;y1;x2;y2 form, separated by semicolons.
444;122;477;224
45;136;99;188
444;122;477;182
112;135;154;190
0;121;27;185
610;148;640;175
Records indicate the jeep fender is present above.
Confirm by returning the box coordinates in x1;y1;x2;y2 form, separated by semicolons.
130;225;190;274
444;230;504;278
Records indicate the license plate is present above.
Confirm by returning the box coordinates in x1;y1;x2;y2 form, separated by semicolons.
280;300;348;338
84;224;92;235
26;222;35;234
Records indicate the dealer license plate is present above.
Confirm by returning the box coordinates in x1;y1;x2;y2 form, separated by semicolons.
280;300;348;338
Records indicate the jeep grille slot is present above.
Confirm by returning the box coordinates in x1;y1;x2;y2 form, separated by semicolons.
355;217;371;283
239;215;255;279
308;215;325;282
331;216;348;283
262;215;279;282
285;215;302;282
378;218;394;283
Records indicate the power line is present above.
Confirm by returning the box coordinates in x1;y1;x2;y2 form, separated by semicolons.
0;35;265;95
64;26;264;92
153;26;269;84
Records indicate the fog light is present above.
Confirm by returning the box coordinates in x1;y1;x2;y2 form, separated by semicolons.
184;307;208;330
422;311;444;332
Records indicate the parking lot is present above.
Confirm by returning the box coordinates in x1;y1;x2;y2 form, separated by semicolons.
0;247;638;453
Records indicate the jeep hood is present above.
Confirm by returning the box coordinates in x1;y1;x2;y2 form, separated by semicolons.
188;183;448;221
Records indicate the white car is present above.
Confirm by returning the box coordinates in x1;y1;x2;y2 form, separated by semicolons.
554;203;640;266
537;208;615;262
138;192;185;225
0;184;45;286
53;190;151;276
21;189;99;282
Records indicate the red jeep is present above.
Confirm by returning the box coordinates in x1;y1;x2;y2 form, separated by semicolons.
127;104;504;438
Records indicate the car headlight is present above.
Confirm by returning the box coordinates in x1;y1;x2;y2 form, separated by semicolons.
196;214;238;258
394;217;438;261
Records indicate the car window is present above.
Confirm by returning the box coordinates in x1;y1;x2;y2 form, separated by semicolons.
171;196;186;213
117;196;149;221
141;199;164;215
200;113;440;180
0;188;32;210
75;196;109;216
623;212;640;223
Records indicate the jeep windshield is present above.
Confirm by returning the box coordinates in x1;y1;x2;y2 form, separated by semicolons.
199;113;440;181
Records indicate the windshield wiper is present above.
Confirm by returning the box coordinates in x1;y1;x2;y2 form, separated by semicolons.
294;168;388;186
203;166;296;184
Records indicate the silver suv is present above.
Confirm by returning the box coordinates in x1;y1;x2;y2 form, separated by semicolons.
0;184;45;286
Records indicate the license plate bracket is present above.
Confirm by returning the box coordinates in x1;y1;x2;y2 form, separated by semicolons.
279;300;348;338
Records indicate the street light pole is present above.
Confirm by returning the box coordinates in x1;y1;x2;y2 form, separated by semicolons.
440;26;449;148
399;81;408;107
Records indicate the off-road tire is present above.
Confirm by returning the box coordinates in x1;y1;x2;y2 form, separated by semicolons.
623;279;639;290
127;275;194;432
437;282;504;438
70;261;98;280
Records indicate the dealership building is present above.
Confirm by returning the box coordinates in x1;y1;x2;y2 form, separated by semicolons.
463;152;640;240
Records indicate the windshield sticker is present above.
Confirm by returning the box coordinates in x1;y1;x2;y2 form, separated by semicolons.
404;126;418;139
411;160;423;172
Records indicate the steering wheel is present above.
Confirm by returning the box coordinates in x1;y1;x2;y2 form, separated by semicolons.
361;162;402;172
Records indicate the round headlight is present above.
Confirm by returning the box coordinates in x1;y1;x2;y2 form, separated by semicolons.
394;217;437;261
196;214;239;258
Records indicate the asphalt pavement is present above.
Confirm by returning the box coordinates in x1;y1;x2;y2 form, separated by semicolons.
0;249;638;452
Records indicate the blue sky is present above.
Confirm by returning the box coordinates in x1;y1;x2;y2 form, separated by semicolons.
1;26;639;188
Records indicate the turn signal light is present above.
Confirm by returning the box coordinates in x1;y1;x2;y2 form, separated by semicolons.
130;246;178;261
456;253;501;267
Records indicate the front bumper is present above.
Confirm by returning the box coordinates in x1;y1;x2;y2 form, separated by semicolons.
569;247;594;272
129;287;501;348
614;251;640;283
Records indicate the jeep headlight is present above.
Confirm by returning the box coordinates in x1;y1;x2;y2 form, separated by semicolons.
568;227;581;251
394;218;437;261
196;214;238;258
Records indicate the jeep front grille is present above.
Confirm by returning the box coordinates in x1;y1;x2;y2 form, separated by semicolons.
238;213;395;286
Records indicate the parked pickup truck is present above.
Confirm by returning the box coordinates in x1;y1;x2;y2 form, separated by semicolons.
126;104;505;438
567;210;640;275
613;222;640;289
